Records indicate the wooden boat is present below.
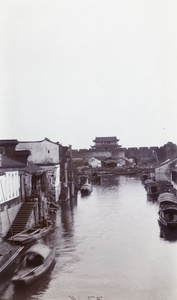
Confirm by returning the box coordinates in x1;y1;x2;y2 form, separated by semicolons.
144;179;159;196
8;225;53;245
11;243;55;285
141;172;152;182
158;220;177;242
80;178;93;195
158;192;177;227
0;241;23;276
158;192;177;205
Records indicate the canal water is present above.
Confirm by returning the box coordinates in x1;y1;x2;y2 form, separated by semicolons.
2;175;177;300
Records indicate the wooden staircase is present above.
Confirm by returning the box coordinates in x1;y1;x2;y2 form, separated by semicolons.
6;202;36;238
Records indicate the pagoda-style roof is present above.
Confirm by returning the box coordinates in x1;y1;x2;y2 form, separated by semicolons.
93;136;119;142
91;136;122;149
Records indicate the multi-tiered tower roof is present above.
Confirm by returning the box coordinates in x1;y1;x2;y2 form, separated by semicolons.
91;136;121;151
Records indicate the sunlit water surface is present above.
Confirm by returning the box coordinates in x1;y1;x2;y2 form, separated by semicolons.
2;175;177;300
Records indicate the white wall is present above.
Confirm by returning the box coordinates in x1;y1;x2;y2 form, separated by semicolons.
41;165;61;202
88;158;101;168
1;202;22;236
17;139;60;165
0;171;19;204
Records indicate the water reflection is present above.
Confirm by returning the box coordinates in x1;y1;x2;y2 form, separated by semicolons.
3;175;177;300
60;202;74;238
80;192;92;199
100;174;120;186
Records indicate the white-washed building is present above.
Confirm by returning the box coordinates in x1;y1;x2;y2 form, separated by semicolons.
88;157;101;168
16;138;61;202
0;154;26;237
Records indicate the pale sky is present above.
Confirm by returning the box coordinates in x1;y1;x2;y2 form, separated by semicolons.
0;0;176;149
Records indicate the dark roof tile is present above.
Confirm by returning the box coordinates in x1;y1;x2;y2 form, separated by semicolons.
0;154;25;168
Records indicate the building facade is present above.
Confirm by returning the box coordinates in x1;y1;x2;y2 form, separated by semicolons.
0;154;26;237
16;138;61;202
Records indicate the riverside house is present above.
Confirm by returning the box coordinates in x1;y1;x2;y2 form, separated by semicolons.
0;151;26;238
0;140;49;238
16;138;61;202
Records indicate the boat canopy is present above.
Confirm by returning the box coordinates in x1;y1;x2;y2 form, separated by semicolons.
162;207;177;213
144;179;157;185
158;192;177;204
25;243;51;259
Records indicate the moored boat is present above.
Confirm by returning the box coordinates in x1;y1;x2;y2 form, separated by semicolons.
0;241;23;276
11;243;55;285
144;179;159;196
158;220;177;242
8;224;53;245
158;192;177;227
80;178;93;195
141;171;155;182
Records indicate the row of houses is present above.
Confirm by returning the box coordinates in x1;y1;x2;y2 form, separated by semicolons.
0;138;73;239
1;135;177;239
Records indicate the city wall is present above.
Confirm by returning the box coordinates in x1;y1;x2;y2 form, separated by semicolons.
72;142;177;165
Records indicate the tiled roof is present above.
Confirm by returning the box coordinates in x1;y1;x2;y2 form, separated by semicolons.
18;137;60;145
93;136;119;142
23;161;44;175
0;139;18;146
0;154;25;168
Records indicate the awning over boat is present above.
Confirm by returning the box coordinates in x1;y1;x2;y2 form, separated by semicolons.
25;243;51;259
144;179;158;187
158;192;177;204
162;207;177;213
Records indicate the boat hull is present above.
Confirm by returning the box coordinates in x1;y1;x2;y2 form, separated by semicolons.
146;186;159;196
80;184;93;195
8;226;53;245
12;245;55;285
0;242;23;277
158;192;177;227
144;179;159;196
80;189;93;195
12;257;54;285
159;216;177;227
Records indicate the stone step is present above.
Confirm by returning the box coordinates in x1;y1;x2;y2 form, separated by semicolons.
6;202;36;238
